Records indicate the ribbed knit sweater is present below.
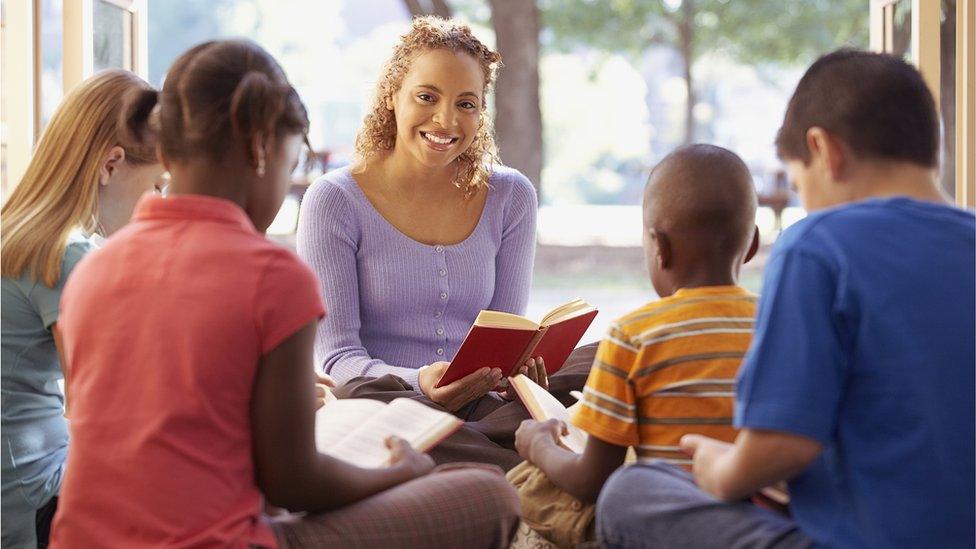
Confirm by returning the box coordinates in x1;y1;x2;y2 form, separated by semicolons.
296;166;537;389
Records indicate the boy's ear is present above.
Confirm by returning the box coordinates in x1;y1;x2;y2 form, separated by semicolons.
806;127;846;181
652;229;672;270
744;225;760;264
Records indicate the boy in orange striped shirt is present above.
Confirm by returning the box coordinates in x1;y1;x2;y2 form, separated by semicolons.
512;144;760;544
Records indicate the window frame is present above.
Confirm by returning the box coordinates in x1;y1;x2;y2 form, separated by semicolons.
63;0;148;94
957;0;975;206
1;0;43;196
871;0;974;207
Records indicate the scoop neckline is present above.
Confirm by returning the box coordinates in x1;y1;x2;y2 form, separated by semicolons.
342;167;492;251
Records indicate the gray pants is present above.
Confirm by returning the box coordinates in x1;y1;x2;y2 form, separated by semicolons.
272;464;519;548
595;462;812;549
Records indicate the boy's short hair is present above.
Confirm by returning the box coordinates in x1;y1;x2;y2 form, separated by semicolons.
644;144;757;259
775;49;939;167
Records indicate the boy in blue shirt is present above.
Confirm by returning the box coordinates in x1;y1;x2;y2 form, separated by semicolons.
595;49;975;549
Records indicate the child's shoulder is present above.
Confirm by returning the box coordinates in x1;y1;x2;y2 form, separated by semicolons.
609;299;674;341
611;288;757;340
251;241;319;289
778;198;973;255
62;234;97;271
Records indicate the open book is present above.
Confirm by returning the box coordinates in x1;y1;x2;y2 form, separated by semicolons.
435;298;598;388
510;374;588;453
315;398;462;468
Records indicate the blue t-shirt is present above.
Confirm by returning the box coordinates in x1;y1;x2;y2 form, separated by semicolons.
735;198;975;548
1;235;93;546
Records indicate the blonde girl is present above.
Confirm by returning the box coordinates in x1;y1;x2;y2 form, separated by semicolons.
0;69;163;547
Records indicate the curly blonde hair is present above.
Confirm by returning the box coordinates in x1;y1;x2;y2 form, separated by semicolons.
354;16;502;196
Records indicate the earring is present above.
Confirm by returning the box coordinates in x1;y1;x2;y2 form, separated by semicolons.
256;156;266;178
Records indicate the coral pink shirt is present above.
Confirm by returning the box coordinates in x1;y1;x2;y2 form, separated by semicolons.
52;194;324;548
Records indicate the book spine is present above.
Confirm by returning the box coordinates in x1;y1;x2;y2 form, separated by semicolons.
512;326;549;375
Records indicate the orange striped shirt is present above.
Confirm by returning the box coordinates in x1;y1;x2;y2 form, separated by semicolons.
570;286;757;466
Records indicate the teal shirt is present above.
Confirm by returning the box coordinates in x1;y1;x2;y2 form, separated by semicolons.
1;235;93;546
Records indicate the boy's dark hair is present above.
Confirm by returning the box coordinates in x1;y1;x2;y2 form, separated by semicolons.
775;49;939;167
645;144;757;260
155;39;309;162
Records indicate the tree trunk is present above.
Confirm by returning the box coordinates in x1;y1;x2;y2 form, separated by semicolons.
401;0;452;18
403;0;424;17
429;0;452;18
488;0;544;200
677;0;696;144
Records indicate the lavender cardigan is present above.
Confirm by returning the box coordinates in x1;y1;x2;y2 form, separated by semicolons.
296;166;538;389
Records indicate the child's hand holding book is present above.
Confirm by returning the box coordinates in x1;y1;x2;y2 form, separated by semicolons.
509;374;588;453
315;372;337;410
515;418;569;463
386;436;435;480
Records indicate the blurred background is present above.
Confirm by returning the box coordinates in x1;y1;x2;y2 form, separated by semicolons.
4;0;969;343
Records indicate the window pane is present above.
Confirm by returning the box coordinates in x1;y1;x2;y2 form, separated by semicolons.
891;0;913;60
41;0;64;130
93;0;127;71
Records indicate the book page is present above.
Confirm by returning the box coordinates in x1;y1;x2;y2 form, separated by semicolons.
315;399;387;455
511;375;588;453
541;298;596;326
322;398;461;468
474;310;539;330
374;399;460;446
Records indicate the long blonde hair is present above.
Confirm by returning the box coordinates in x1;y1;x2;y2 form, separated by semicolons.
1;70;157;287
355;17;502;196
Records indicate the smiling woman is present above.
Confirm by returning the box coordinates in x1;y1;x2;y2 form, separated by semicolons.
353;17;501;198
297;17;592;470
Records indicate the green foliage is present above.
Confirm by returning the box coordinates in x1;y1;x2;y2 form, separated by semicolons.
715;0;869;65
540;0;869;68
540;0;678;56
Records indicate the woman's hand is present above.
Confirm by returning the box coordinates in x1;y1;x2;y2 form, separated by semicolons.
417;362;502;411
314;372;337;410
499;357;547;400
515;418;566;463
386;436;435;480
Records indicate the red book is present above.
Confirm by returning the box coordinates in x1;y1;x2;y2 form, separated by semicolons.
435;299;598;388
